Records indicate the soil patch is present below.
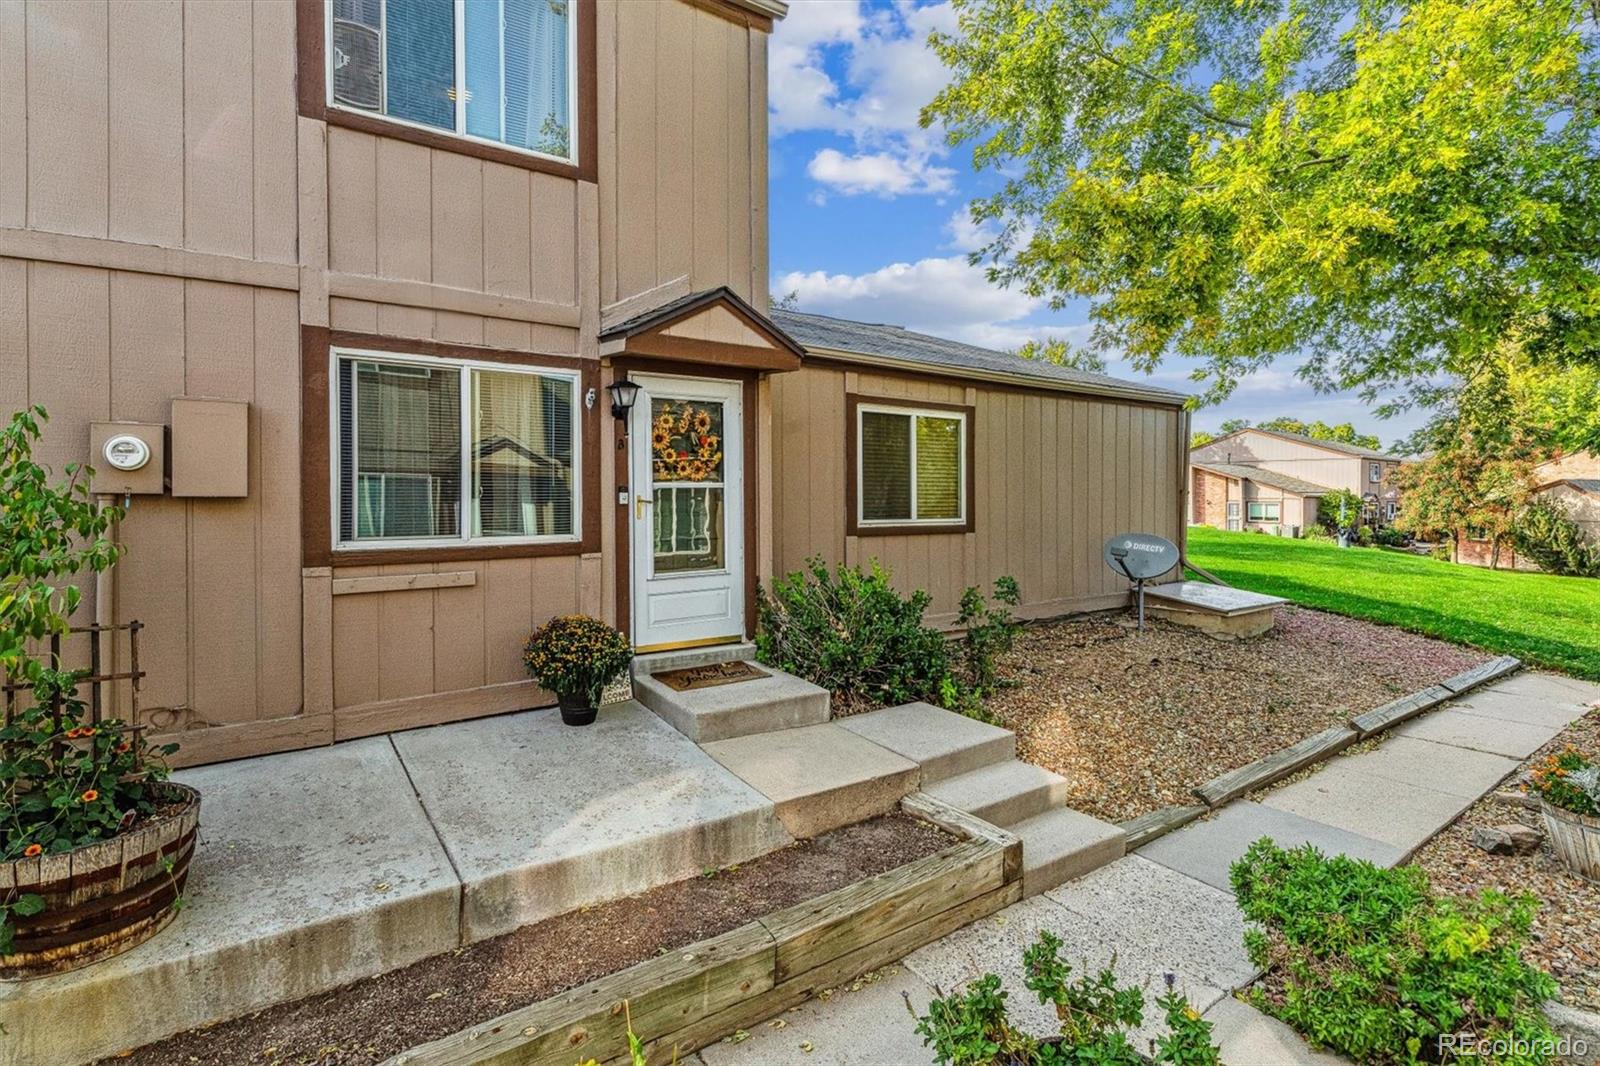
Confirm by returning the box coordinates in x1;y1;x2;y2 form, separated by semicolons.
990;606;1487;822
1411;708;1600;1012
107;813;953;1066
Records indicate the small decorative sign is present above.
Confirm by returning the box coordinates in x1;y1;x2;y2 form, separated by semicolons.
600;673;635;707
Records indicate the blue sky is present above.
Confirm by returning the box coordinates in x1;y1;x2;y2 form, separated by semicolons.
766;0;1429;445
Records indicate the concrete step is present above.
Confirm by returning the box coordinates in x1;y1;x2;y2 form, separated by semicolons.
702;723;920;838
634;663;830;743
835;702;1015;784
632;641;756;676
923;760;1069;828
1012;807;1126;897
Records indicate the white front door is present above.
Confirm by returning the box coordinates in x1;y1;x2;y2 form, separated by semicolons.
629;374;745;651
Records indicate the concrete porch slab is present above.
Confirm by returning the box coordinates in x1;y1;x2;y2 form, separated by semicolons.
702;723;919;838
0;738;461;1066
1260;760;1479;853
391;702;792;941
1489;671;1600;707
1138;801;1405;891
634;665;830;743
836;702;1015;784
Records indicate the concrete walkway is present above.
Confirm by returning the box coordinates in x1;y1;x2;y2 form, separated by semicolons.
697;671;1600;1065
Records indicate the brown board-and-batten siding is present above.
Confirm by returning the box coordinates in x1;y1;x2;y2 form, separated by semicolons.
773;364;1187;623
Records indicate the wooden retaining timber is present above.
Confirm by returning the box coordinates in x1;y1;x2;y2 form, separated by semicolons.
1192;726;1360;808
2;782;200;979
1187;657;1526;812
388;794;1021;1066
1120;805;1208;850
1438;655;1523;695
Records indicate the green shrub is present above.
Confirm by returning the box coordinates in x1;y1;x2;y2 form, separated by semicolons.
1374;527;1407;547
1318;488;1366;532
1356;525;1375;547
1303;524;1334;541
756;559;1020;718
756;558;954;713
1431;542;1453;562
912;931;1219;1065
1511;498;1600;577
1231;839;1558;1065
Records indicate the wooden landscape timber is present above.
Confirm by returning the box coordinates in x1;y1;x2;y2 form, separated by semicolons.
1119;804;1208;850
1192;725;1361;808
388;794;1021;1066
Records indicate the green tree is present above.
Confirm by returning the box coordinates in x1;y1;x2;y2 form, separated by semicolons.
1257;418;1383;451
1014;336;1109;373
924;0;1600;408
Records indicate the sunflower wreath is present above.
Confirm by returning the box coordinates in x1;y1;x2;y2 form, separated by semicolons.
651;403;723;482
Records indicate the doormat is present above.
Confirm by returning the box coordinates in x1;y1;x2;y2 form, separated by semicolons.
655;660;768;692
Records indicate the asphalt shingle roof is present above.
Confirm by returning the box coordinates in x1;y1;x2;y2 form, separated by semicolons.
770;309;1186;404
1192;461;1337;497
1212;426;1403;461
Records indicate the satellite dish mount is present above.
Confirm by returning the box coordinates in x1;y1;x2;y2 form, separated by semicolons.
1102;533;1181;632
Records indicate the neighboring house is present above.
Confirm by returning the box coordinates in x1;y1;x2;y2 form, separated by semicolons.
1456;451;1600;570
771;312;1191;622
0;0;1186;768
1190;427;1407;533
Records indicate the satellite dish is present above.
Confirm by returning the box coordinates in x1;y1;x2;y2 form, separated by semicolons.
1103;533;1180;631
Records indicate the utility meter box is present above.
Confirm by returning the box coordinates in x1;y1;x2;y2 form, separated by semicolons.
89;422;166;496
170;398;249;498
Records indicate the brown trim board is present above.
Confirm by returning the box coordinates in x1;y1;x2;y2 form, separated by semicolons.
804;354;1184;412
296;0;599;184
300;327;602;568
681;0;775;33
844;393;977;538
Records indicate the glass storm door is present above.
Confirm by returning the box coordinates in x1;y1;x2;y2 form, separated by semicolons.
629;374;744;650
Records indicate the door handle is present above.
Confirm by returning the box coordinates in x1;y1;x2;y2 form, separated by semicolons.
635;494;653;520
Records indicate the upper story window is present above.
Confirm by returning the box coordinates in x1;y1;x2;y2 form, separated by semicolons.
855;402;968;528
1369;461;1382;483
333;348;581;550
329;0;575;164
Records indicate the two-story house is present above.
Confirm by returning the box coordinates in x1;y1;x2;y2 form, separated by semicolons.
1;0;1190;771
1190;427;1406;534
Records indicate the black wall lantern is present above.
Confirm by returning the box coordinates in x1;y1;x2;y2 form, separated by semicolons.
606;379;640;421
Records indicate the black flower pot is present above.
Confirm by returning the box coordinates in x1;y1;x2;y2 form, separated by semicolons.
557;691;598;726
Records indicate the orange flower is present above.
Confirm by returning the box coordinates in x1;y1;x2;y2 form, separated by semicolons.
23;843;42;858
80;789;99;803
116;741;132;754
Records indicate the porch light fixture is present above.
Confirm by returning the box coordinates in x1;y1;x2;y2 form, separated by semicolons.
607;379;640;421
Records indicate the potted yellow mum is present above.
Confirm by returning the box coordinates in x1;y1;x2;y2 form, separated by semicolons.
522;615;633;726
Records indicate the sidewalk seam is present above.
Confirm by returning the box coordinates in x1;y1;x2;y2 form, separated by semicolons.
388;734;470;945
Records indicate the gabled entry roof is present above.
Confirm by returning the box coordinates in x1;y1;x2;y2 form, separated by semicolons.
600;286;805;372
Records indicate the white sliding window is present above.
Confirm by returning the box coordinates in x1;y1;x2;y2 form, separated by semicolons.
329;0;576;163
333;349;581;549
856;403;968;527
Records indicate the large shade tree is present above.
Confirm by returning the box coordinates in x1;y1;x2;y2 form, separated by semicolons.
924;0;1600;409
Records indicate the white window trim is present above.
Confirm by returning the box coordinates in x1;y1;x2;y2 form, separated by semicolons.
324;0;580;167
855;402;968;528
1369;461;1382;483
329;345;583;552
1247;501;1281;522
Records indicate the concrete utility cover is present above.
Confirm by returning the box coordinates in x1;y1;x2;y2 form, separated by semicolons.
1143;580;1286;616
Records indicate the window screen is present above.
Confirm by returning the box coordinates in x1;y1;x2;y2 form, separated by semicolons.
472;369;574;537
330;0;574;161
335;353;578;547
857;405;966;525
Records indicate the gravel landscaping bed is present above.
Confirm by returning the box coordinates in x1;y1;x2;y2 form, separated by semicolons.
108;813;954;1066
990;606;1487;823
1411;708;1600;1012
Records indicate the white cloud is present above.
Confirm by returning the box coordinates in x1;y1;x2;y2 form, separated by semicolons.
807;148;955;197
943;205;999;252
775;254;1039;345
771;1;958;198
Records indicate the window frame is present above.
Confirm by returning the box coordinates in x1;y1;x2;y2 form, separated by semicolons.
329;344;583;553
845;395;975;537
1246;500;1281;523
1369;461;1382;483
322;0;579;167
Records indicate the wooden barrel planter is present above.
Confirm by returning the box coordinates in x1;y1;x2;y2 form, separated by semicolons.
1541;800;1600;883
1;782;200;979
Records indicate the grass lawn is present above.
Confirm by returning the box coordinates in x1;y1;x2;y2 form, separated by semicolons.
1185;526;1600;680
